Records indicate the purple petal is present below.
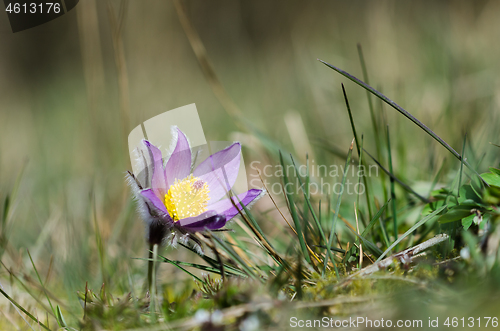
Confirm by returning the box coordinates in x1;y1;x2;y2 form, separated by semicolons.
165;128;192;187
140;189;168;215
177;210;227;231
207;189;263;221
193;142;241;202
143;140;167;199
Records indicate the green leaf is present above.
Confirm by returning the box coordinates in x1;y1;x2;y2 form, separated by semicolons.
481;172;500;187
489;167;500;176
458;185;482;204
462;214;475;231
438;207;472;224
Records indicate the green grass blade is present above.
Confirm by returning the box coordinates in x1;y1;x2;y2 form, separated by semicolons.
230;190;286;269
311;137;359;163
313;245;345;254
0;161;27;258
345;225;384;257
458;134;467;196
209;232;260;281
318;59;485;183
279;151;311;263
342;84;373;220
150;244;158;324
153;254;205;283
361;198;391;238
323;140;354;277
342;84;361;156
179;243;246;276
55;305;68;329
428;159;447;196
356;135;368;228
357;44;382;164
139;256;222;279
27;250;58;324
375;205;446;262
0;287;50;331
302;154;310;227
386;126;398;250
92;192;106;285
0;261;56;319
364;148;429;203
289;155;337;278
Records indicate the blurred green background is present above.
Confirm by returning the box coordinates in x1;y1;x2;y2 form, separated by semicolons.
1;0;500;327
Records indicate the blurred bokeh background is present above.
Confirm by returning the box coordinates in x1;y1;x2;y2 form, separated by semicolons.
1;0;500;326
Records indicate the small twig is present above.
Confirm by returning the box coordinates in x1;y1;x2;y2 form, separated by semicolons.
351;234;449;278
173;0;243;125
119;296;379;331
433;256;461;266
105;0;131;135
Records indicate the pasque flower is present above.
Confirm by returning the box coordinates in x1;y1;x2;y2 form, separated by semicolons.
127;127;265;247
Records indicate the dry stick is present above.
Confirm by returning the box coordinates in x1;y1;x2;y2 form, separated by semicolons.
349;233;449;278
105;0;131;137
175;0;323;272
43;256;53;286
121;296;378;331
433;256;461;266
174;0;318;268
173;0;245;129
335;233;343;250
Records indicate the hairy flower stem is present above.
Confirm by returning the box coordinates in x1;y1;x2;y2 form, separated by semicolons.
147;243;154;293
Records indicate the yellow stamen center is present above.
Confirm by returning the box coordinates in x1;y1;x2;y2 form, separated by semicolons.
164;175;210;221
